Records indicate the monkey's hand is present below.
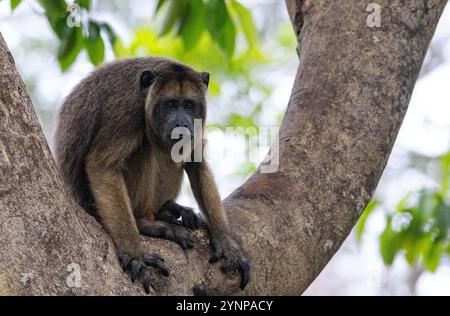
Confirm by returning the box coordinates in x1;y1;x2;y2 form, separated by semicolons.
157;201;205;229
209;233;250;290
119;252;169;294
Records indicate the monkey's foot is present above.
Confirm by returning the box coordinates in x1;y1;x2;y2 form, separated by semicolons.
209;234;250;290
137;218;195;250
119;252;169;294
156;201;201;229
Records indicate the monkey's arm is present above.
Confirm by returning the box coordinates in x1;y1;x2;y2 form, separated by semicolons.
184;161;229;236
85;150;169;294
184;161;250;290
85;153;141;256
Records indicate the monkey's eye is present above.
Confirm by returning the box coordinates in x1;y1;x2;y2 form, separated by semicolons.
166;101;177;111
184;101;195;112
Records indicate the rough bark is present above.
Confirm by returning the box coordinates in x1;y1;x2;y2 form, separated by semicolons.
0;0;447;295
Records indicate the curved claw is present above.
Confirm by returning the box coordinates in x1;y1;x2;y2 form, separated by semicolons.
238;259;250;290
220;257;250;290
130;259;141;283
208;235;251;290
180;240;190;250
143;253;170;277
209;250;222;264
141;268;156;295
118;252;170;295
170;225;194;250
118;254;132;272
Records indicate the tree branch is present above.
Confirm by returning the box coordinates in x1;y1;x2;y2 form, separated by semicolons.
0;0;447;295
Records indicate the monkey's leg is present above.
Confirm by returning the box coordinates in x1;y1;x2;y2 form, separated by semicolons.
185;161;250;290
136;218;195;250
86;156;169;294
156;201;202;229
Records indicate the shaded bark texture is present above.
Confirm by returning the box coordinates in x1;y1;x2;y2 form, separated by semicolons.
0;0;447;295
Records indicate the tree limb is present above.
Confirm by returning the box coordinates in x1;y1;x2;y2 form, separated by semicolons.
0;0;447;295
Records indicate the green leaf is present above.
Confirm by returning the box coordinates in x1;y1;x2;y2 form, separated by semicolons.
99;22;117;46
206;0;228;30
440;151;450;196
39;0;70;39
78;0;90;10
396;192;412;212
404;235;424;266
155;0;167;14
423;241;443;272
38;0;66;13
206;0;236;57
219;17;236;58
58;26;83;71
51;17;69;40
356;199;379;241
230;0;257;49
160;0;187;36
10;0;21;11
433;200;450;240
227;113;257;129
178;0;206;51
418;190;434;220
85;21;105;66
380;217;403;265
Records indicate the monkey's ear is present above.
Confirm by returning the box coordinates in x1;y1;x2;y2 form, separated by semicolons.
200;72;210;88
140;69;156;90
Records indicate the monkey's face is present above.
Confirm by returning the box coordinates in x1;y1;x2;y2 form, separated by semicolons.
152;95;203;147
140;62;209;151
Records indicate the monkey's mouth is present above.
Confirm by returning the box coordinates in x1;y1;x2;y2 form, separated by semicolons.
166;133;194;143
167;131;194;144
167;134;194;160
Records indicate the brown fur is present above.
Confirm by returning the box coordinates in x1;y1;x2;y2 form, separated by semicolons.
54;57;249;292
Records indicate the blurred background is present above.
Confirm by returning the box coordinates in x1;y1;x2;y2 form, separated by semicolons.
0;0;449;295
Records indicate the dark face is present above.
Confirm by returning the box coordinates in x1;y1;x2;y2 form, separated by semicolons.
152;95;204;148
139;63;209;151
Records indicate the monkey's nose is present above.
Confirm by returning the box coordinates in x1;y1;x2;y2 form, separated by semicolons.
175;123;188;128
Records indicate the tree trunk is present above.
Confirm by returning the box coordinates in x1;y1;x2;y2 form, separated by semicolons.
0;0;447;295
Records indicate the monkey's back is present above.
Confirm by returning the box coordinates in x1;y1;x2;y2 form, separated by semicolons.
54;57;170;213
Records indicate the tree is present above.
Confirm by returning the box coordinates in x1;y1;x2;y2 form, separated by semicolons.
0;0;447;295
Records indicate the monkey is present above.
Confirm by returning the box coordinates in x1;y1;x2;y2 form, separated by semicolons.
54;57;250;294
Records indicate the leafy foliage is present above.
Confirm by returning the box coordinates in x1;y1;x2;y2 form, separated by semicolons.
10;0;21;10
114;27;265;95
359;151;450;272
110;2;280;137
380;189;450;271
8;0;115;70
9;0;256;71
355;199;380;241
156;0;256;58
